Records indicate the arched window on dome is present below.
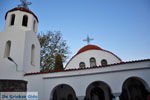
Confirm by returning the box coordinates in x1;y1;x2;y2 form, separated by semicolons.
22;15;28;27
101;59;107;66
10;14;15;26
4;41;11;58
31;44;35;66
90;57;96;67
79;62;86;68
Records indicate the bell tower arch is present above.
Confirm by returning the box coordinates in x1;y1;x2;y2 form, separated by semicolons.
0;0;40;73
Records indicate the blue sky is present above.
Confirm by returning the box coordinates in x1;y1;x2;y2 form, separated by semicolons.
0;0;150;62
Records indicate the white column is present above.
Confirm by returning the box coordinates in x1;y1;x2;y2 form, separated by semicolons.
113;93;120;100
115;96;120;100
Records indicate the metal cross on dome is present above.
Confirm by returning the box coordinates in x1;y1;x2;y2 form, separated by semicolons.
83;35;94;45
18;0;32;9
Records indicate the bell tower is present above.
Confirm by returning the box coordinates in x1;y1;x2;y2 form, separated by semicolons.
4;0;38;33
0;0;40;74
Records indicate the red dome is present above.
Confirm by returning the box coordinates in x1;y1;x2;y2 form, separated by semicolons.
77;45;103;54
5;7;38;22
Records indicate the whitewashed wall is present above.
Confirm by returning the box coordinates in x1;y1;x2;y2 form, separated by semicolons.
25;60;150;100
66;50;121;69
0;9;40;73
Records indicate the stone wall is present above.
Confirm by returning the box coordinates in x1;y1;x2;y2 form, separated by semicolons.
0;80;27;92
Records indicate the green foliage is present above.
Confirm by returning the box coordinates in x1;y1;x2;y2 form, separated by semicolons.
38;31;69;72
54;54;63;71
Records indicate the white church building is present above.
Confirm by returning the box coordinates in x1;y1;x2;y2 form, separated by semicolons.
0;1;150;100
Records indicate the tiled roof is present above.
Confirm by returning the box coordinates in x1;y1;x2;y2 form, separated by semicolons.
24;59;150;76
77;45;102;54
5;7;38;22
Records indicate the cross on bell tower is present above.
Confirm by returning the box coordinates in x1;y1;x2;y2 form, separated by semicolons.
18;0;32;9
83;35;94;45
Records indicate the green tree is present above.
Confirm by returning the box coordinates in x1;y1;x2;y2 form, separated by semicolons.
38;31;69;72
54;54;64;70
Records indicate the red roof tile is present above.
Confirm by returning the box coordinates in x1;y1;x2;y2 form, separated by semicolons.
77;45;102;54
24;59;150;76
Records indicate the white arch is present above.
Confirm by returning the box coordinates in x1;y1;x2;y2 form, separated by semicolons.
85;80;113;100
31;44;35;66
90;57;96;67
121;76;150;92
22;15;28;27
50;83;77;100
4;40;11;58
10;14;15;26
33;20;36;32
